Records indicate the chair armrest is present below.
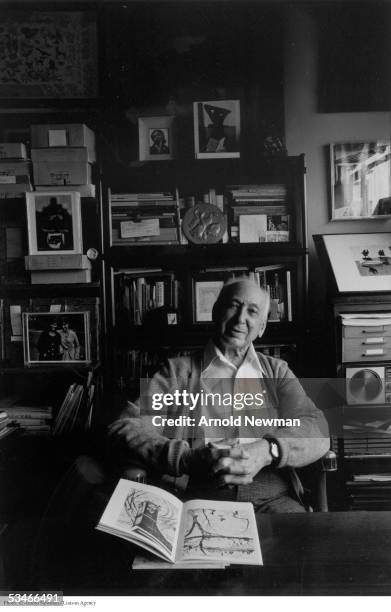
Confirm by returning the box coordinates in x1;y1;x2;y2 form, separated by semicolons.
122;466;147;483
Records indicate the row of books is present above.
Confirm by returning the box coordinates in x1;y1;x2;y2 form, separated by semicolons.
115;265;292;327
0;398;53;438
110;183;293;246
226;184;290;244
115;271;180;326
111;191;180;246
53;376;95;435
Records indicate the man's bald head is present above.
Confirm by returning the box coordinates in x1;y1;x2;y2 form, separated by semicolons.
212;278;270;353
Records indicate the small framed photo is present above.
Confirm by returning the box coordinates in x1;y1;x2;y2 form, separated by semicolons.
330;142;391;220
26;192;82;255
193;99;240;159
194;280;224;322
316;232;391;293
23;311;91;365
138;116;175;161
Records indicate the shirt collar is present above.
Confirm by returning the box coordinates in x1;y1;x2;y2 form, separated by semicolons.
202;340;265;377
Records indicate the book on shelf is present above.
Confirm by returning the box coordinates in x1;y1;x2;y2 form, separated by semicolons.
255;265;292;322
227;183;288;200
53;380;95;435
96;479;262;568
116;271;179;325
238;213;290;243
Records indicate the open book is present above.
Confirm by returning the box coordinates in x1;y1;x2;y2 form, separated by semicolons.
96;479;262;567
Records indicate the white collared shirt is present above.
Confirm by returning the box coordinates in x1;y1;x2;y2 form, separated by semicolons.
200;341;264;446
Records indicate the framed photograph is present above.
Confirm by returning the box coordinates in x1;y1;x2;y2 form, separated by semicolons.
318;233;391;293
193;99;240;159
194;280;225;322
330;142;391;220
0;11;98;102
23;311;91;365
138;116;175;161
26;192;82;255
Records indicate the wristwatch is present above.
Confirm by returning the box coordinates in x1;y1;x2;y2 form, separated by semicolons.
267;438;280;466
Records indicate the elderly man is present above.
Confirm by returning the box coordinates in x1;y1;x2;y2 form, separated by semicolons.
109;279;329;513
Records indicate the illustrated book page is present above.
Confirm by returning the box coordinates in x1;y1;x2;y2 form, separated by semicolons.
96;479;183;562
177;499;263;565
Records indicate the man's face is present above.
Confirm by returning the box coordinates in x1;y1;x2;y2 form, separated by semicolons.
213;282;268;352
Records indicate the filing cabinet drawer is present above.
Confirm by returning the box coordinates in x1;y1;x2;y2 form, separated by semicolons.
343;325;391;338
342;336;391;362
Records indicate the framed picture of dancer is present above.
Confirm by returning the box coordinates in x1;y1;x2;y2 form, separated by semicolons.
193;99;240;159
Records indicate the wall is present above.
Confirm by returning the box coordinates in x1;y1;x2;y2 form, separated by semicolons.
283;5;391;304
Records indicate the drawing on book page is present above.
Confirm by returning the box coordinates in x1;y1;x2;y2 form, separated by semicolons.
118;488;179;555
182;507;256;560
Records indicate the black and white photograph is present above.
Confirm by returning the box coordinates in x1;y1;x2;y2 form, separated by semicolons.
22;312;91;365
330;142;391;219
3;1;391;608
193;99;240;159
26;192;82;255
138;116;175;160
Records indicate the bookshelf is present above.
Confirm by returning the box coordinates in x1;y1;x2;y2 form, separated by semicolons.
102;154;309;396
0;186;103;437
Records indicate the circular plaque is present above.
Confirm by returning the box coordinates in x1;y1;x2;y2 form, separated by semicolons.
182;203;227;244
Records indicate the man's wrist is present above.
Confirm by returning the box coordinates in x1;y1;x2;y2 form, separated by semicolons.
263;436;281;467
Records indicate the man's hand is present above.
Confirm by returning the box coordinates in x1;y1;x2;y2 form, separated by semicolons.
212;440;273;485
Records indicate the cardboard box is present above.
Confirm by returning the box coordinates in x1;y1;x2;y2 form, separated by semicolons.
30;269;92;284
31;124;95;162
25;254;91;271
0;160;31;176
0;143;27;159
32;148;92;186
37;184;96;198
0;182;32;193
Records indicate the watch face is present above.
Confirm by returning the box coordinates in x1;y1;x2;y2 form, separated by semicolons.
270;441;279;459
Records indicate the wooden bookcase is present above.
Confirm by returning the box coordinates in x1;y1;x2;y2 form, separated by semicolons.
101;154;309;397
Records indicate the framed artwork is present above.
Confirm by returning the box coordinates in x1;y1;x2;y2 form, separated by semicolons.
330;142;391;220
319;233;391;292
138;116;175;161
193;280;224;322
23;311;91;365
26;192;82;255
0;11;98;101
193;99;240;159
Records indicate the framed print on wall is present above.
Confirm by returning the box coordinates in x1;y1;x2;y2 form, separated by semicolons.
330;142;391;219
320;233;391;292
26;191;82;255
23;311;91;365
193;99;240;159
138;116;175;161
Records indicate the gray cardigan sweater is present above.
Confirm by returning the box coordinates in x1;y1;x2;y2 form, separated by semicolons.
111;350;330;479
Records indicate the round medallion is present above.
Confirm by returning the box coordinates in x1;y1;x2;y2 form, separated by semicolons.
182;203;226;244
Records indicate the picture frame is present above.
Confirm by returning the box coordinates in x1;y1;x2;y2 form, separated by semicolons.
316;233;391;293
330;142;391;220
0;11;98;103
193;99;240;159
193;280;225;322
138;116;175;161
23;311;91;365
26;191;82;255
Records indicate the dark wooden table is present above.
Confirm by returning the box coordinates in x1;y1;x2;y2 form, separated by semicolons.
5;508;390;596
